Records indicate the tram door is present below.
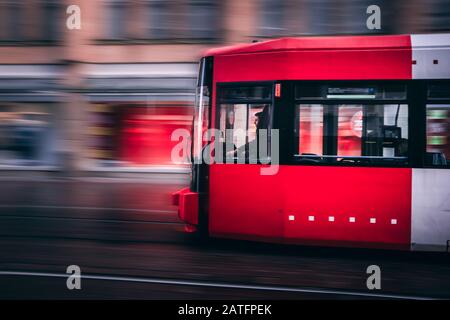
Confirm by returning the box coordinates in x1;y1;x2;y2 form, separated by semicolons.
208;84;284;240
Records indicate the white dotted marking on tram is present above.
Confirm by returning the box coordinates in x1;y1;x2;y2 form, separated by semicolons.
285;215;398;225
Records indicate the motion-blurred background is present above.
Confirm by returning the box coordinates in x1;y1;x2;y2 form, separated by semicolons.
0;0;449;173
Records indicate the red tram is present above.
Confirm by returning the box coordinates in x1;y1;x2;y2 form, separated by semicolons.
173;34;450;252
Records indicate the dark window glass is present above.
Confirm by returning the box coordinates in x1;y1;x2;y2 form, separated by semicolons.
220;86;272;102
428;83;450;100
383;85;408;99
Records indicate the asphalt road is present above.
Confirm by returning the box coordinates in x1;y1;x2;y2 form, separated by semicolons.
1;174;450;299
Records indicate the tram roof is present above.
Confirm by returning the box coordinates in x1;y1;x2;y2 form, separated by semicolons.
204;34;412;57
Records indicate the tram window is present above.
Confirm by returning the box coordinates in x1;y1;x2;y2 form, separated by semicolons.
294;104;409;165
426;105;450;167
219;103;271;162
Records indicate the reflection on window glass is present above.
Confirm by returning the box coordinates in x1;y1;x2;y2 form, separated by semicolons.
297;105;323;155
295;104;409;164
337;106;362;156
426;105;450;166
220;104;247;150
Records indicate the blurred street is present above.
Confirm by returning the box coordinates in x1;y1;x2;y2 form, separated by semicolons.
0;174;450;299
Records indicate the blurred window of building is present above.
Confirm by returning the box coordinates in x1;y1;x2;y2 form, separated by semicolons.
0;103;55;166
42;0;60;42
187;0;218;40
306;0;347;35
146;0;172;39
145;0;218;41
258;0;287;37
2;2;22;41
427;0;450;32
106;0;128;40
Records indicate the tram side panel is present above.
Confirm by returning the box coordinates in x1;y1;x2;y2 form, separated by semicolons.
209;164;412;250
411;169;450;252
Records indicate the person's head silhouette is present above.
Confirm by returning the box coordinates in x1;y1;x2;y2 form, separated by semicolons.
254;106;269;130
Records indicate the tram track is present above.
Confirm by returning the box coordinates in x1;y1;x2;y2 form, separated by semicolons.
0;270;436;300
1;179;449;299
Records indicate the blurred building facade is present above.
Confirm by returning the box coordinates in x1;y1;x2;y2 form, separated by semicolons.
0;0;449;172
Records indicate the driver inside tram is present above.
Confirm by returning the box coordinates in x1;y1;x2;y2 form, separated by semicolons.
233;105;270;161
